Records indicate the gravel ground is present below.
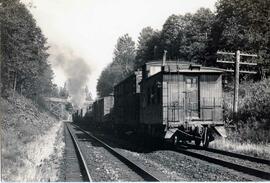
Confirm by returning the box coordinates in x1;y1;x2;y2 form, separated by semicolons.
68;124;145;181
80;124;265;181
150;150;256;181
119;149;185;181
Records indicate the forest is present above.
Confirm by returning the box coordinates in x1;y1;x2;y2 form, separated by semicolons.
0;0;78;108
1;0;55;98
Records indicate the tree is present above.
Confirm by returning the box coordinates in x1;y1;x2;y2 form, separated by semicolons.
113;34;136;77
0;0;54;98
96;34;136;97
136;27;161;66
209;0;270;74
179;8;215;64
96;63;122;97
160;14;184;60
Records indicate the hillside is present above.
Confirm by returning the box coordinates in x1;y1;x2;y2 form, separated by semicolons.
1;92;65;181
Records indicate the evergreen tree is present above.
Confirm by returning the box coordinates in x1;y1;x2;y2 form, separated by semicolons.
0;0;54;98
136;27;161;67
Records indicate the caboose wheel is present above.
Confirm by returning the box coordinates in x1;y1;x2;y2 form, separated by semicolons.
202;127;210;148
194;126;201;146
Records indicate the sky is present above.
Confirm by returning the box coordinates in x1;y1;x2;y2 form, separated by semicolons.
24;0;217;99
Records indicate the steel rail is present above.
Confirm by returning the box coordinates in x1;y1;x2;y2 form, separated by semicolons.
72;124;160;182
186;144;270;165
66;123;93;182
175;147;270;180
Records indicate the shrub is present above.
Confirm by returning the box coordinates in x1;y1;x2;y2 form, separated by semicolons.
223;78;270;143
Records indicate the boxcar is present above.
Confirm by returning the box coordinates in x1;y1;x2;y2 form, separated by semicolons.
92;95;114;124
113;71;142;133
139;61;225;146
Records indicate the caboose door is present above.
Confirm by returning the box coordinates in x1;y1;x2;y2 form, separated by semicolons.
184;76;199;119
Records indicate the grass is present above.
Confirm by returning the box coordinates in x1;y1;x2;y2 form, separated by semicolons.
209;138;270;159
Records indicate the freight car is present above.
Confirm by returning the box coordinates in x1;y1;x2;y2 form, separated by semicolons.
114;71;142;134
92;95;114;126
112;60;225;147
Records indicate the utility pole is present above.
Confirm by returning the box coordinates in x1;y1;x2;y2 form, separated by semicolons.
217;50;257;121
234;50;240;115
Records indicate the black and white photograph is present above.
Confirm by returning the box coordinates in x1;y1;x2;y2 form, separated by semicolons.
1;0;270;181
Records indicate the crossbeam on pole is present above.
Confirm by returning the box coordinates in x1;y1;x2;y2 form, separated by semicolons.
217;51;235;55
240;53;258;57
217;60;257;66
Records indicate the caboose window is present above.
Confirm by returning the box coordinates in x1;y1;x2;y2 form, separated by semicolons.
185;76;199;119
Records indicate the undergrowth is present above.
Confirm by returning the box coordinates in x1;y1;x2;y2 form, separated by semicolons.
1;92;64;181
223;78;270;144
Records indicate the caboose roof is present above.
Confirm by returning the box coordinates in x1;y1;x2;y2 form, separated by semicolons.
142;60;223;77
144;60;223;72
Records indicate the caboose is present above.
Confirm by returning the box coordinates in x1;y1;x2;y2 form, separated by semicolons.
139;61;225;147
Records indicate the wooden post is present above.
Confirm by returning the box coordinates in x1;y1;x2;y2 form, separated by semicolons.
233;50;240;120
217;50;257;123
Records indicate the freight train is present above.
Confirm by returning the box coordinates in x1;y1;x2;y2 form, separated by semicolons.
75;60;226;147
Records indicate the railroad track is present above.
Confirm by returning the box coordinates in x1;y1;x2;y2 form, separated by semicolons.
175;144;270;180
66;123;93;182
68;123;160;182
186;144;270;165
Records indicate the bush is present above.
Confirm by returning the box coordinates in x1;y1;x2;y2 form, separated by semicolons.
223;78;270;143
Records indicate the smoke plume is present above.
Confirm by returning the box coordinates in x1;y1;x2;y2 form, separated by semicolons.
50;45;91;108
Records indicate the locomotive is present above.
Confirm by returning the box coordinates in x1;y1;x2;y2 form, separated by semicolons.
84;59;226;147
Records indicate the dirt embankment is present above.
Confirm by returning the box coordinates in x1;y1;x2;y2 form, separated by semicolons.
1;93;65;181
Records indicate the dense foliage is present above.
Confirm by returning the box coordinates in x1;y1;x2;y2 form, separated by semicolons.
224;79;270;143
96;34;136;97
0;0;54;99
209;0;270;70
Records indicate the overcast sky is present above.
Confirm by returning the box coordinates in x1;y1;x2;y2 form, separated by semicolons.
24;0;217;99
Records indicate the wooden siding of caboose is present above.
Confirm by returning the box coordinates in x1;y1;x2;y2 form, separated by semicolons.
162;74;186;125
140;73;163;125
199;74;223;123
162;73;223;126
